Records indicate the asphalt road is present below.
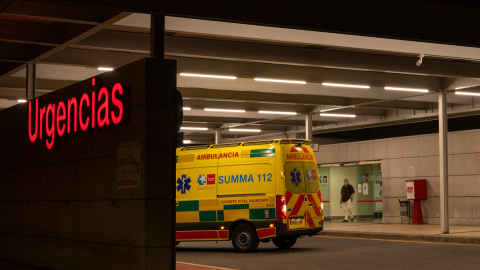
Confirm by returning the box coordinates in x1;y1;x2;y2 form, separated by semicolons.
176;234;480;270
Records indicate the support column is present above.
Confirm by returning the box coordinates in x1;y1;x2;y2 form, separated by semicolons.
438;90;449;234
26;63;35;100
215;129;222;144
305;113;313;141
150;14;165;59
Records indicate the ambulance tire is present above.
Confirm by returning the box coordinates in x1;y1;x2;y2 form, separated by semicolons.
231;224;259;252
272;237;297;249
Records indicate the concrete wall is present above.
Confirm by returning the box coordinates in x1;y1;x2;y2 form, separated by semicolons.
314;129;480;226
0;58;177;269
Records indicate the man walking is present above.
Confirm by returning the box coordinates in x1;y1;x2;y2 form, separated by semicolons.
340;178;355;222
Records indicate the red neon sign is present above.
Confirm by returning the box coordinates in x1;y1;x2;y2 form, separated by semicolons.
28;78;124;149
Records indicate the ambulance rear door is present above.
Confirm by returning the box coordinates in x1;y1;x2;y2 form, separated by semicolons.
284;161;322;229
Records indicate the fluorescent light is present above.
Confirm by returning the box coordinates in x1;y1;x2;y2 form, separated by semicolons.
183;107;191;110
205;108;246;113
180;127;208;131
229;128;262;132
455;85;479;90
183;140;192;144
320;113;356;118
322;82;370;89
258;110;297;115
384;87;429;93
455;91;480;97
97;67;114;71
254;78;306;84
17;99;27;103
180;73;237;80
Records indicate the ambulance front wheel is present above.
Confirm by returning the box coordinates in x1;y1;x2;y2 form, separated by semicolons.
272;237;297;249
231;224;259;252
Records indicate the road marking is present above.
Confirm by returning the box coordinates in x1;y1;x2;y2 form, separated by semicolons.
177;261;238;270
317;235;480;247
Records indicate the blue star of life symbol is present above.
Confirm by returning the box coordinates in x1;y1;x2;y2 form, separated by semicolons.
197;175;206;185
306;169;312;180
177;174;191;194
290;168;301;187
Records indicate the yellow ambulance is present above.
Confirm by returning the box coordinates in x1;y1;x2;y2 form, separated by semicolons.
175;139;323;252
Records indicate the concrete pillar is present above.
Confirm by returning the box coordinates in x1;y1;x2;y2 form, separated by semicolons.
215;129;222;144
438;90;449;234
305;113;313;141
150;14;165;59
26;63;35;100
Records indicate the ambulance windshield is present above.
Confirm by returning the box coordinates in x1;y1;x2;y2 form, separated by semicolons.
285;162;320;194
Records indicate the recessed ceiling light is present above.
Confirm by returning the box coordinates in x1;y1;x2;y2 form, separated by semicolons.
384;86;429;93
258;110;297;115
254;78;306;84
320;113;356;118
180;127;208;131
229;128;262;132
455;91;480;96
180;73;237;79
183;140;192;144
322;82;370;89
205;108;246;113
17;99;27;103
97;67;114;71
183;107;191;110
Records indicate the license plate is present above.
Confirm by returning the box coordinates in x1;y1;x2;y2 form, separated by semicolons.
290;219;303;225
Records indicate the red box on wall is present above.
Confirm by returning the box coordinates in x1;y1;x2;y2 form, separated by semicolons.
406;179;427;200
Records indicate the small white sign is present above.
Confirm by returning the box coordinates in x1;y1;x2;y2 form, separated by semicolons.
406;181;415;199
311;143;319;152
117;140;141;189
363;183;369;195
358;184;362;193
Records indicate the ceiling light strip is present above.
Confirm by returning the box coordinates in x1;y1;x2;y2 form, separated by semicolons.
180;127;208;131
254;78;306;84
384;86;429;93
97;67;114;71
229;128;262;132
205;108;246;113
180;73;237;79
322;82;370;89
320;113;356;118
258;110;297;115
455;91;480;96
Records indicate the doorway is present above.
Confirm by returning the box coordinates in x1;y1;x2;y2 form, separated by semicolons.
318;162;382;222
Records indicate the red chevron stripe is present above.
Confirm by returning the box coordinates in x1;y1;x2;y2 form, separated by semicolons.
305;210;316;227
290;194;305;217
285;190;293;205
307;194;322;217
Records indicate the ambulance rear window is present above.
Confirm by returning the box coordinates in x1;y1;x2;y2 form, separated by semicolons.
285;162;319;194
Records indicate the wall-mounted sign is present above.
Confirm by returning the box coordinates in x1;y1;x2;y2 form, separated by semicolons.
28;78;124;149
117;140;141;189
